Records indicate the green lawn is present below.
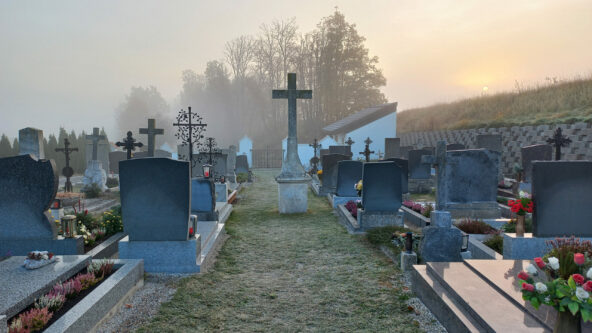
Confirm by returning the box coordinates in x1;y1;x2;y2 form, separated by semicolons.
137;170;422;332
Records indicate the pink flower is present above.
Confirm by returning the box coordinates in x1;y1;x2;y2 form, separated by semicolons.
575;253;586;266
522;283;535;292
573;274;585;285
584;281;592;292
534;257;545;269
517;271;530;281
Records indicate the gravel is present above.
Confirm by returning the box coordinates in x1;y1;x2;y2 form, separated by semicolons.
401;271;448;333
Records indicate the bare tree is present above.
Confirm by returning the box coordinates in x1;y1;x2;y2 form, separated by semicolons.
224;35;254;81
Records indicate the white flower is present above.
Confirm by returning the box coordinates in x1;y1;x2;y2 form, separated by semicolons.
586;268;592;280
535;282;547;293
526;264;538;275
576;287;590;301
548;257;560;270
519;191;531;199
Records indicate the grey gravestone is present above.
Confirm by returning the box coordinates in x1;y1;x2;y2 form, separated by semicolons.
362;162;402;212
336;160;363;197
421;226;463;262
139;118;164;157
532;161;592;237
320;149;329;157
191;178;217;221
446;143;465;151
400;146;413;159
193;152;228;180
329;145;352;157
408;149;432;179
384;138;401;159
521;144;552;182
85;129;110;175
134;149;172;159
236;155;249;174
119;158;191;241
18;127;45;159
476;134;502;152
109;151;127;174
384;158;409;193
320;154;350;194
226;145;237;182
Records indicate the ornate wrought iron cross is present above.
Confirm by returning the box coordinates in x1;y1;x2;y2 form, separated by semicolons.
198;137;221;179
546;127;571;160
309;138;321;173
345;137;355;146
55;138;78;192
116;131;143;160
359;137;375;162
139;118;164;157
173;106;207;175
86;127;105;161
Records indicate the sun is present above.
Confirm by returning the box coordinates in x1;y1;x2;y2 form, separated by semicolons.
482;86;489;92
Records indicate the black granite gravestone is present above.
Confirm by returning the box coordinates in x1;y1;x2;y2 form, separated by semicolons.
329;145;352;157
119;158;191;241
362;162;402;212
236;155;250;174
191;177;218;221
336;160;363;197
320;154;350;194
446;143;465;151
408;149;432;179
532;161;592;237
384;158;409;193
521;144;552;182
109;151;127;174
400;146;413;159
440;150;499;204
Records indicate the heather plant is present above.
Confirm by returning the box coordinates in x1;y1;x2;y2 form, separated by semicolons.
455;218;497;234
52;278;82;299
34;291;65;312
344;200;358;218
88;259;115;278
9;307;53;333
76;272;102;289
484;234;503;254
421;203;434;218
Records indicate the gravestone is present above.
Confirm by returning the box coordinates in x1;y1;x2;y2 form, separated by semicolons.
408;149;431;179
362;162;402;212
320;154;350;195
532;161;592;237
336;161;364;197
384;158;409;194
384;138;401;159
476;134;502;152
521;144;552;182
329;145;352;157
191;178;218;221
420;211;463;262
133;149;172;159
85;128;110;175
193;152;228;181
400;146;413;159
18;127;44;159
320;149;329;157
0;155;83;255
226;145;237;183
236;155;250;174
139;118;164;157
109;151;127;174
446;143;465;151
215;183;228;203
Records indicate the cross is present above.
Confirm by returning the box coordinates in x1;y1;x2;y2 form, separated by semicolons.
546;127;571;160
272;73;312;179
359;137;375;162
173;106;207;175
309;138;321;173
421;141;447;210
86;127;106;161
116;131;144;160
345;137;355;146
55;138;78;192
139;118;164;157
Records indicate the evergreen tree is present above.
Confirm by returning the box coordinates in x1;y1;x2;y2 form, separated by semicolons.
12;138;19;155
0;134;12;157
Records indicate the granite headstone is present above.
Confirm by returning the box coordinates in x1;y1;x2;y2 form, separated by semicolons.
384;158;409;194
384;138;401;159
400;146;413;159
329;145;352;157
336;160;363;197
18;127;44;159
521;144;552;182
236;155;250;174
362;162;402;212
191;178;217;221
109;151;127;174
476;134;502;152
320;153;350;194
408;149;432;179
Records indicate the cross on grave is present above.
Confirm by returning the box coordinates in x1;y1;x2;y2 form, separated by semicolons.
421;141;446;210
359;137;375;162
116;131;144;160
55;138;78;192
273;73;312;179
309;138;321;173
345;137;355;146
139;118;164;157
173;106;207;175
86;127;106;161
546;127;571;160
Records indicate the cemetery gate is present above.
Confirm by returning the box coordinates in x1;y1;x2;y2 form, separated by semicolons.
251;147;284;168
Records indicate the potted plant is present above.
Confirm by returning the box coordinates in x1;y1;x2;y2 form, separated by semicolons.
517;237;592;332
507;191;533;237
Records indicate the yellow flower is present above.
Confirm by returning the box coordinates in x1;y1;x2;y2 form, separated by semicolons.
317;170;323;175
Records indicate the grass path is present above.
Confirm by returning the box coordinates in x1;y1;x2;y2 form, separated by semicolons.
137;170;422;332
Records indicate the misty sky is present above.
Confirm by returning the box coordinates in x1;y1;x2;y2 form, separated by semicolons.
1;0;591;141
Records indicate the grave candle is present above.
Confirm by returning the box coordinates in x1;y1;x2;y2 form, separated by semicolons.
61;215;77;238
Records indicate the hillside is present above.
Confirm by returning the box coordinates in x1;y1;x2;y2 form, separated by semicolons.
397;76;592;134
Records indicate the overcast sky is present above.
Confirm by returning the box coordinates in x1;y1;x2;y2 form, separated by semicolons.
1;0;591;141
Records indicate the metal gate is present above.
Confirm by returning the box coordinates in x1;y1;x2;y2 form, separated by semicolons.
251;147;284;168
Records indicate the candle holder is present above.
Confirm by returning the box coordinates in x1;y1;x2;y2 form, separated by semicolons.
61;215;77;238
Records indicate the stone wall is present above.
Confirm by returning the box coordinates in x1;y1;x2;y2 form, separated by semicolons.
399;122;592;175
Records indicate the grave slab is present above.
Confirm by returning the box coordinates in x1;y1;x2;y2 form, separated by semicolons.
521;144;552;182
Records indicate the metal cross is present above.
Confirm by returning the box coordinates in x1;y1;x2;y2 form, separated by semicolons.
309;138;321;173
546;127;571;160
139;118;164;157
115;131;144;160
345;137;355;146
55;138;78;192
173;106;207;175
85;127;106;161
359;137;375;162
273;73;312;179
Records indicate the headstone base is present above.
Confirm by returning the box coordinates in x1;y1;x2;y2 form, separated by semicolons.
83;160;107;191
215;183;228;203
277;178;310;214
331;195;359;209
118;236;202;273
408;179;433;194
420;226;463;262
0;236;84;256
444;202;501;219
357;209;404;230
401;251;418;271
502;233;592;259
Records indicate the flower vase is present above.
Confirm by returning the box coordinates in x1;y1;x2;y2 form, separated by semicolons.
554;311;581;333
516;215;525;237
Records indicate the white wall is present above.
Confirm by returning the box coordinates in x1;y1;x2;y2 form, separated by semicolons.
238;136;253;166
345;112;396;160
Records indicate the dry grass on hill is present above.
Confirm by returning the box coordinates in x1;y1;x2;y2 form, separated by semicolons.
397;75;592;133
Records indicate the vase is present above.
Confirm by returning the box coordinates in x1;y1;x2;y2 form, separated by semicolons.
516;215;525;237
554;311;581;333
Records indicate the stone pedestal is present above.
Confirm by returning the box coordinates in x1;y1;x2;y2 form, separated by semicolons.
277;178;310;214
444;202;501;219
83;160;107;190
118;235;202;273
357;209;404;230
401;251;418;271
420;211;463;262
331;195;360;209
502;233;592;260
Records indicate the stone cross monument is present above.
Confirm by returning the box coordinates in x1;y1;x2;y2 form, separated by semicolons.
272;73;312;214
139;118;164;157
83;127;107;190
86;127;106;161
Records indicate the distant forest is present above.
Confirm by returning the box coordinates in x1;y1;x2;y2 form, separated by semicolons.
0;127;109;175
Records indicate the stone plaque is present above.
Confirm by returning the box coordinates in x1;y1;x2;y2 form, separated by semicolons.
362;162;402;212
521;144;552;182
336;160;363;197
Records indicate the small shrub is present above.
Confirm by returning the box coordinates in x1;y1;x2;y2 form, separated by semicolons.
52;278;82;299
101;206;123;236
34;291;65;312
81;183;101;198
484;234;503;254
344;201;358;218
455;218;497;234
421;203;434;218
502;218;533;233
106;177;119;188
76;272;102;289
9;307;53;333
236;172;248;183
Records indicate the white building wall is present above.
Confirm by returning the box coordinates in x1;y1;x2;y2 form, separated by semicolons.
238;136;253;166
345;112;396;161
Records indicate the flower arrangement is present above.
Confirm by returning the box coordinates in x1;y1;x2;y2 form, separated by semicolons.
507;191;533;216
24;251;57;270
355;180;363;196
345;200;358;218
403;200;433;218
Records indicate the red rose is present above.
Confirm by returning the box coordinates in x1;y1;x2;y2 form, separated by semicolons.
575;253;586;266
522;283;535;292
518;271;530;280
573;274;585;285
534;257;546;269
584;281;592;292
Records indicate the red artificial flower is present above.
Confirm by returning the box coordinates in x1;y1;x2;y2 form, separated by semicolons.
575;253;586;266
84;209;88;216
584;281;592;292
573;274;585;285
48;253;54;259
508;200;515;206
522;283;535;292
534;257;546;269
518;271;530;281
189;227;194;235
